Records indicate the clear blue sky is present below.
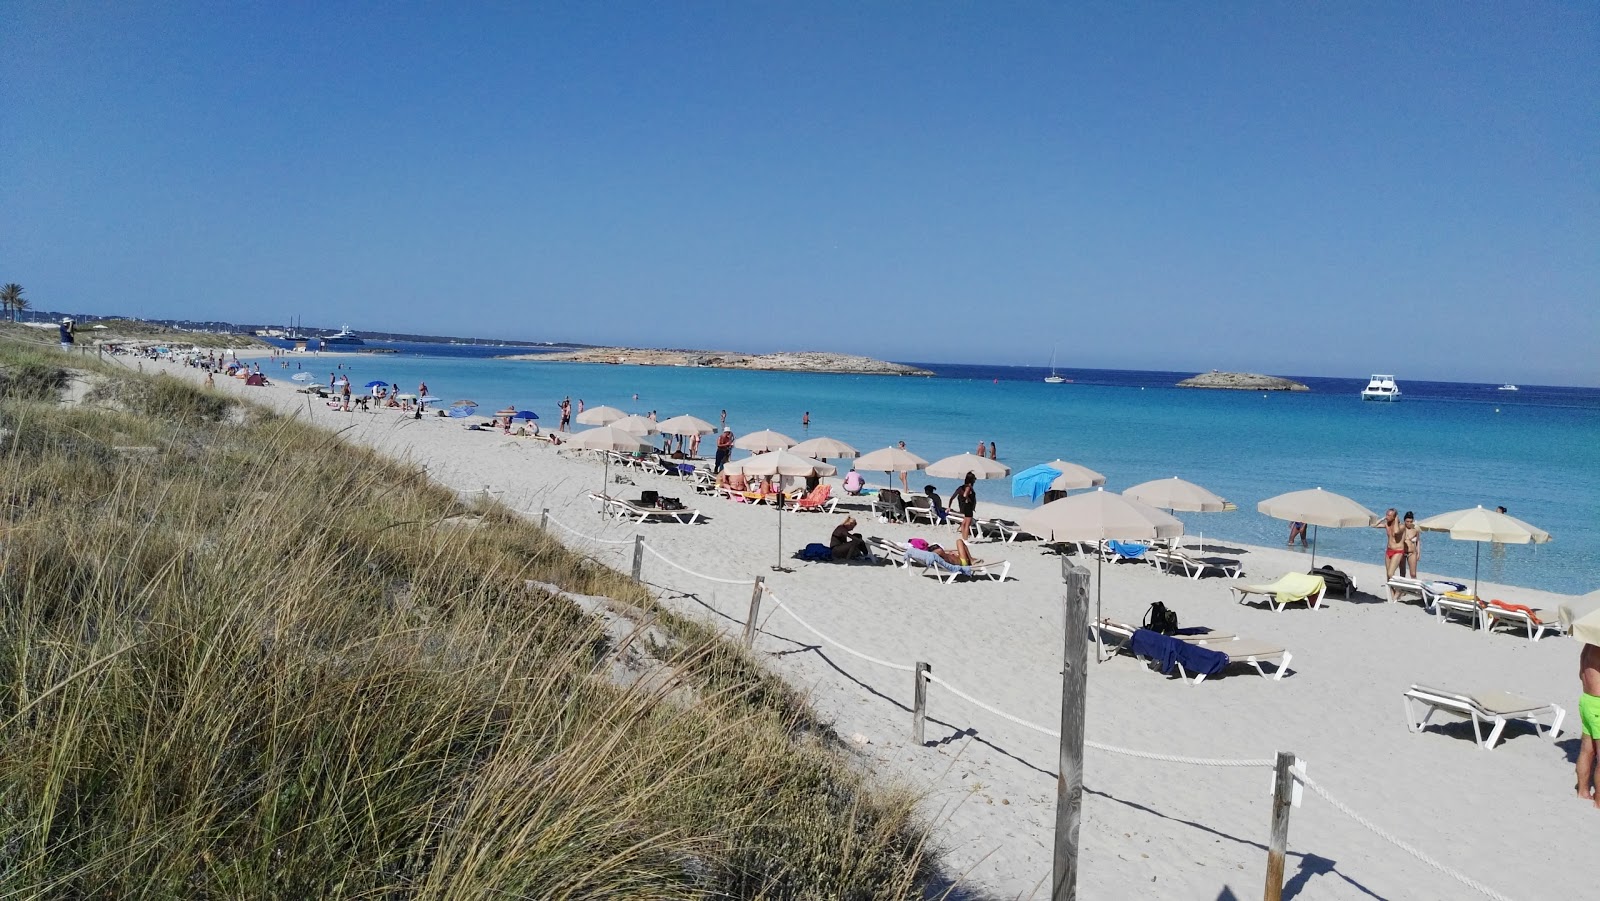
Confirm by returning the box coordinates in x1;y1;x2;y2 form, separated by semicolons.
4;3;1596;385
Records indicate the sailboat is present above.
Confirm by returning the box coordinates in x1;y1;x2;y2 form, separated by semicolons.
1044;346;1066;384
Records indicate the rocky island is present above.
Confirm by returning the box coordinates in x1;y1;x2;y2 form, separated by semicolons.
1176;371;1310;391
497;347;934;377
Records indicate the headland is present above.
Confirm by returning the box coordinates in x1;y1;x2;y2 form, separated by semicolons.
1176;371;1310;391
498;346;934;376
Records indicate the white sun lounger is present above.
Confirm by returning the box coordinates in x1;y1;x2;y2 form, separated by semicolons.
1483;602;1567;642
1402;685;1565;750
1433;592;1487;630
1091;619;1238;661
588;493;702;525
1091;620;1289;684
1149;547;1243;580
1230;573;1326;612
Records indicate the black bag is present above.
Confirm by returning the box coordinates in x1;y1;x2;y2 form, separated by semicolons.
1143;602;1179;635
657;496;684;510
639;490;659;506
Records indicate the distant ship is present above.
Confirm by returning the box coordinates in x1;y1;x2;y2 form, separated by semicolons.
1360;374;1401;401
1044;346;1066;383
1497;384;1519;392
320;326;365;346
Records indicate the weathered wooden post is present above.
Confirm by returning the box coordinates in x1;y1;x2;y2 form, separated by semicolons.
1052;562;1091;901
913;662;931;744
1263;750;1297;901
631;535;645;583
742;576;765;648
540;507;549;531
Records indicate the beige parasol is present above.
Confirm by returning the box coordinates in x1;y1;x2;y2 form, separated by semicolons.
1016;488;1184;635
1417;506;1552;597
733;429;797;452
725;450;837;571
575;404;626;426
853;445;929;474
789;436;860;460
655;414;716;436
1559;591;1600;645
612;414;660;436
1256;487;1378;568
1040;459;1107;491
1124;476;1233;552
564;425;654;496
925;453;1010;480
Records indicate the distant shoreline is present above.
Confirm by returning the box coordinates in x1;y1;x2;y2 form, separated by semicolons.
496;346;935;377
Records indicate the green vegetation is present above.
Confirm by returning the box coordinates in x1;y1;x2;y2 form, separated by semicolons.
0;341;937;898
0;284;24;323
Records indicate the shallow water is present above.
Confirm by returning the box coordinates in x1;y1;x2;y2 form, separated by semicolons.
268;343;1600;594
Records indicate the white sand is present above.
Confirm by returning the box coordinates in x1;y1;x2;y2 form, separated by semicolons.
179;359;1590;900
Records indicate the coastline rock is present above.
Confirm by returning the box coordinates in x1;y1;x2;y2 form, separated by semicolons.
497;347;934;377
1176;371;1309;391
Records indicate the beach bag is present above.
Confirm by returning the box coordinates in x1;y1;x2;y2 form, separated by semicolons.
1143;602;1179;636
639;490;659;506
657;496;684;510
799;543;832;562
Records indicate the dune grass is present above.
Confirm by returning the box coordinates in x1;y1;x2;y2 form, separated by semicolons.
0;342;937;898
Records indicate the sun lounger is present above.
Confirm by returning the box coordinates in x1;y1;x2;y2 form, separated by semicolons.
901;546;1010;583
1104;540;1148;561
905;496;945;527
1149;547;1243;580
1434;591;1487;630
977;518;1035;543
1092;619;1238;661
1483;600;1567;642
1231;573;1326;612
588;493;702;525
786;485;838;514
1097;621;1290;684
1402;684;1565;750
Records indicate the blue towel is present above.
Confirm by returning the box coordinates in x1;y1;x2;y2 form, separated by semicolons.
1128;629;1228;678
1106;540;1148;560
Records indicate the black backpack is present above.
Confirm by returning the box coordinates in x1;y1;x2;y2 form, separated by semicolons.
1143;602;1179;635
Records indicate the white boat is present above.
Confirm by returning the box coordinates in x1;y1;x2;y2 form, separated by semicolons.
1044;346;1065;384
1497;384;1518;391
320;325;365;346
1360;374;1401;401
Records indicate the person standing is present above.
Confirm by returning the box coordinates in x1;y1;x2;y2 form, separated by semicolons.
989;441;997;460
1401;511;1421;577
1577;642;1600;807
714;427;735;473
720;409;727;429
896;441;911;493
689;431;701;458
1287;521;1309;547
802;411;810;430
1378;508;1405;596
558;397;571;431
976;440;986;458
952;471;979;540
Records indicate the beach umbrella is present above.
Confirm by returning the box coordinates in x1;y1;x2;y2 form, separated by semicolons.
512;410;539;421
1124;476;1232;552
925;453;1010;480
734;429;796;452
446;406;476;419
1417;506;1552;597
853;446;929;474
790;436;860;460
291;372;316;383
1559;590;1600;645
726;450;837;571
1256;487;1378;568
565;425;654;497
1011;460;1106;503
1016;488;1184;640
576;405;626;426
656;414;716;436
613;414;659;436
448;399;479;409
363;380;388;389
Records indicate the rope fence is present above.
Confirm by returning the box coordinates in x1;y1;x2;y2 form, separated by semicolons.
524;498;1521;901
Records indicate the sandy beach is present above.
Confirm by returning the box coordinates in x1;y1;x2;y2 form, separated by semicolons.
179;358;1590;900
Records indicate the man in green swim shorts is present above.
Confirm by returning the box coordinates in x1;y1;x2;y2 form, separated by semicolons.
1579;642;1600;808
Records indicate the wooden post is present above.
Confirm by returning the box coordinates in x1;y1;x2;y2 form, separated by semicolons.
913;662;931;745
540;507;549;531
1052;563;1091;901
1263;750;1296;901
631;535;644;583
742;576;765;648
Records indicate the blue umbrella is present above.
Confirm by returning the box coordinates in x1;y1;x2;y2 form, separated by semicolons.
446;406;476;418
364;380;388;388
1012;464;1062;503
513;410;539;421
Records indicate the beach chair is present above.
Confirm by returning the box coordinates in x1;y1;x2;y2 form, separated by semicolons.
866;536;908;568
905;496;942;526
588;493;702;525
977;518;1035;543
1402;685;1565;750
1104;540;1149;561
1483;600;1567;642
1386;575;1430;605
1096;622;1291;684
1230;573;1326;612
1434;591;1487;630
1091;619;1237;661
1148;546;1243;580
787;485;838;514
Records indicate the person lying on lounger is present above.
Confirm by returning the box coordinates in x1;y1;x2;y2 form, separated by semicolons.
926;538;973;566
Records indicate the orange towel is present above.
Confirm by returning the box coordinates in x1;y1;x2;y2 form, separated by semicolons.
1488;600;1543;624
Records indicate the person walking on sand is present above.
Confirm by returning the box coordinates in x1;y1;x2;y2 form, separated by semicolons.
714;427;735;473
952;471;979;540
1578;642;1600;807
1401;511;1421;577
1377;508;1405;596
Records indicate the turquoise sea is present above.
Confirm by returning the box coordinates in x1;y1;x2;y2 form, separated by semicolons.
273;343;1600;595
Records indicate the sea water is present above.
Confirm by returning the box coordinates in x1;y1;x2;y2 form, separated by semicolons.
271;343;1600;594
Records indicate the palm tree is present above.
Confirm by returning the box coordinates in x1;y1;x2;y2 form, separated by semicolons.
11;296;28;322
0;284;19;322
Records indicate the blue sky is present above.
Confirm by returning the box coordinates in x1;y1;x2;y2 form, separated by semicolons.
4;3;1596;385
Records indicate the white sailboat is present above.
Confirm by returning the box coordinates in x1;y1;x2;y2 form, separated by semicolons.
1044;346;1065;384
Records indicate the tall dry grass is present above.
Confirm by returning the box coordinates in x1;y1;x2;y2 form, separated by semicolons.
0;343;937;899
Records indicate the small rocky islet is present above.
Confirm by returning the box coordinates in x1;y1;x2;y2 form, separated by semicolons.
1176;371;1310;391
498;347;933;376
